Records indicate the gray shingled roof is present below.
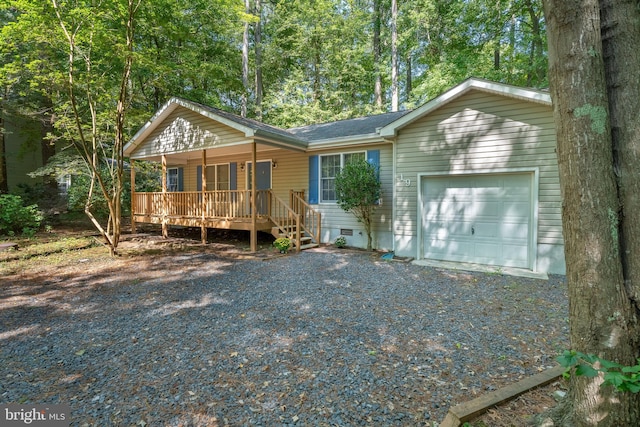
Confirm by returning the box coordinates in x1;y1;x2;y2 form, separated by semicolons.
182;98;413;144
287;110;412;142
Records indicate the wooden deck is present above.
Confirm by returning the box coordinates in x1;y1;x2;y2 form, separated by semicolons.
131;189;321;251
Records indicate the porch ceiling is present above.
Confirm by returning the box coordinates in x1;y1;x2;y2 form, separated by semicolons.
131;141;283;163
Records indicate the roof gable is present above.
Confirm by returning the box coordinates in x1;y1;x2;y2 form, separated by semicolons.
379;78;551;137
124;97;306;157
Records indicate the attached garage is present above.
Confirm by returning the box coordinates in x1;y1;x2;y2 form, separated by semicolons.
420;172;536;270
383;78;565;274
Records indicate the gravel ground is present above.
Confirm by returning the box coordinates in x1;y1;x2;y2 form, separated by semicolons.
1;246;568;426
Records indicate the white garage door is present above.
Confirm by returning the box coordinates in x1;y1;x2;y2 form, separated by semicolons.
421;173;532;269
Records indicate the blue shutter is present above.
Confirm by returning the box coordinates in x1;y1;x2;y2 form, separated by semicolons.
308;155;319;204
196;165;202;191
229;162;237;190
178;167;184;191
367;150;380;204
367;149;380;178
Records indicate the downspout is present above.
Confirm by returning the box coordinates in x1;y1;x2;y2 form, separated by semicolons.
391;137;397;255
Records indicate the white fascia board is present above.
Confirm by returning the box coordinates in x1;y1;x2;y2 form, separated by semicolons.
306;134;386;151
379;78;551;137
255;136;308;152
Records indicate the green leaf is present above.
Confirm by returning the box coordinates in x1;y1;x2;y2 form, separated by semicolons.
556;350;579;367
575;364;599;378
598;358;623;370
622;365;640;374
603;371;626;388
625;382;640;393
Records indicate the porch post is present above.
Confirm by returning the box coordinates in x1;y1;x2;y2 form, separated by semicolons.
130;159;136;234
161;154;168;238
201;149;207;244
250;141;257;252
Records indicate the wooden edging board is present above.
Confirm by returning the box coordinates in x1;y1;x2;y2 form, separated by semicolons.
439;365;566;427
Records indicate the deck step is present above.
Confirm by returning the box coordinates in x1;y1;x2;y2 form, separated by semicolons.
299;243;319;250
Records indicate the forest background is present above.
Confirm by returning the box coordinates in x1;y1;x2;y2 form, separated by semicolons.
0;0;547;194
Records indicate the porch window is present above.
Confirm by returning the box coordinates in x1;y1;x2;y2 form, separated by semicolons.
320;151;365;203
205;164;230;190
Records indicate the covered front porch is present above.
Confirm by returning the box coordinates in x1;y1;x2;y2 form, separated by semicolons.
129;186;321;252
124;97;319;252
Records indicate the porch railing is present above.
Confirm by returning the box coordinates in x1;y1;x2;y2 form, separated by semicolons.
289;190;321;245
133;190;270;219
267;192;302;251
133;189;320;250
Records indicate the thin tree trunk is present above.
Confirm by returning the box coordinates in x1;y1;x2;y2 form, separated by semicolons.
390;0;398;111
406;54;412;99
0;94;7;194
241;0;250;118
544;0;640;424
373;0;382;109
254;0;263;121
524;0;544;86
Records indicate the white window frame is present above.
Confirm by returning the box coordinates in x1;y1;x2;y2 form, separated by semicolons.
205;163;230;191
319;151;366;203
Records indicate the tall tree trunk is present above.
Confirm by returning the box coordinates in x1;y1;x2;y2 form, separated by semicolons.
600;0;640;319
390;0;398;111
406;54;412;100
0;95;7;194
373;0;383;109
254;0;263;121
241;0;250;118
544;0;640;424
524;0;544;86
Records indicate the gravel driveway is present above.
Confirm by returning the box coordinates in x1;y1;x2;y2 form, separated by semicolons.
1;246;568;426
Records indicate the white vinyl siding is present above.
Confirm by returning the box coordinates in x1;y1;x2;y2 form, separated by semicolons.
393;90;564;273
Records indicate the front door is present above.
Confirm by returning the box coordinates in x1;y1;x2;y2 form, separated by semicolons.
247;161;272;214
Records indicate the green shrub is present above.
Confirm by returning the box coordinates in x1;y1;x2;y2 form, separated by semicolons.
334;235;347;248
273;237;291;252
0;194;44;237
